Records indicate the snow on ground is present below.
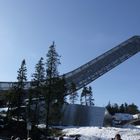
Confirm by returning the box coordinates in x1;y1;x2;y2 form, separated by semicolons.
133;114;140;119
0;107;8;112
62;126;140;140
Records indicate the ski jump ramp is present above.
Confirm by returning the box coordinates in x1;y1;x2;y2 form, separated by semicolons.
0;36;140;91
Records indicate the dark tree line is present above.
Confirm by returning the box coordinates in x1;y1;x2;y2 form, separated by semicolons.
106;102;140;115
5;41;95;135
5;42;67;138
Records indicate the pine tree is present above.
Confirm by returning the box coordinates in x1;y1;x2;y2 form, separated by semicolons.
106;101;112;114
45;42;61;136
17;59;27;89
113;103;119;114
124;102;128;113
31;57;45;125
49;75;67;125
120;104;125;113
32;57;45;87
106;102;140;115
16;59;27;121
88;86;94;106
127;103;139;114
46;42;60;79
80;86;89;105
69;82;78;104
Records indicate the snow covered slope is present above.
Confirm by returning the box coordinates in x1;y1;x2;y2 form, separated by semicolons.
63;126;140;140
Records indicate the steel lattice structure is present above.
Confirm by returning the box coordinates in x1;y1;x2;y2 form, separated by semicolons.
0;36;140;92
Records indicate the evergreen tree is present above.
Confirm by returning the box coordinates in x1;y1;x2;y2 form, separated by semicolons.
106;102;119;115
113;103;119;114
124;102;128;113
16;59;27;121
46;42;60;79
17;59;27;89
49;76;67;125
80;86;89;105
88;86;94;106
106;101;113;114
31;57;45;125
32;57;45;88
120;104;125;113
127;103;139;114
45;42;61;136
106;102;140;115
69;82;78;104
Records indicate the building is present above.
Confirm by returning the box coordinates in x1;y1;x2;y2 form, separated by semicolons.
61;104;110;127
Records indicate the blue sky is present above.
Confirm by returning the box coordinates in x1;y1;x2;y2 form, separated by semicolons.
0;0;140;108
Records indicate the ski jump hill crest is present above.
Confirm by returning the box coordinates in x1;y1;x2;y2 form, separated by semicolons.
0;36;140;92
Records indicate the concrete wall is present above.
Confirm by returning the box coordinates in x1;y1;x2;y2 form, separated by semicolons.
61;104;105;127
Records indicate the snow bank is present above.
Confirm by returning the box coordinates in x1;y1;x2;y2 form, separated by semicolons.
62;126;140;140
0;107;8;112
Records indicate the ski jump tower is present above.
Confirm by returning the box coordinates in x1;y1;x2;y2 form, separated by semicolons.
0;36;140;91
65;35;140;91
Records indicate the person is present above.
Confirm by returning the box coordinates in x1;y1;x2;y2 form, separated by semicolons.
27;137;32;140
75;136;79;140
15;137;20;140
10;136;15;140
111;134;122;140
59;136;64;140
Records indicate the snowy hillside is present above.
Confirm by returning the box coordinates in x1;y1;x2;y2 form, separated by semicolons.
62;126;140;140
